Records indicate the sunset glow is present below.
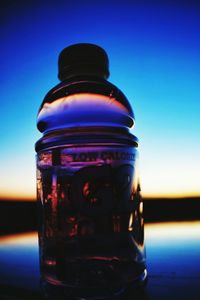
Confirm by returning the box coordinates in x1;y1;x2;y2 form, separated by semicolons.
1;2;200;201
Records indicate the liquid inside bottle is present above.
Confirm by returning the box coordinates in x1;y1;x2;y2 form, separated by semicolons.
36;44;147;299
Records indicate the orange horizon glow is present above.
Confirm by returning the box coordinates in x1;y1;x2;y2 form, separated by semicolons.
0;192;200;202
0;195;37;202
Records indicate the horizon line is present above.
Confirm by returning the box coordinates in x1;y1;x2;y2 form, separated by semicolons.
1;195;200;202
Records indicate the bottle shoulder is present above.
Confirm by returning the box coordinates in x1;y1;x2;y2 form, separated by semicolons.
37;76;135;133
40;77;133;118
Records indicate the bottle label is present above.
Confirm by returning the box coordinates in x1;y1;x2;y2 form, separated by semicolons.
37;146;139;216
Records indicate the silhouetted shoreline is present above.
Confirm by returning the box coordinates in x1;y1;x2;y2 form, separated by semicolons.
0;197;200;235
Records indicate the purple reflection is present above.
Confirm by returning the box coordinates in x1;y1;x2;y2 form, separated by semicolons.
145;222;200;299
0;232;39;291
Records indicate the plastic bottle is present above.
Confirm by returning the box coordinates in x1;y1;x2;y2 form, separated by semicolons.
35;43;147;299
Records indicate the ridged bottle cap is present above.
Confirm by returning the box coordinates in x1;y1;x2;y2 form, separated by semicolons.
58;43;110;81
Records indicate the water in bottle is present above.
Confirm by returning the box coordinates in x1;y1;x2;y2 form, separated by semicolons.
35;43;147;299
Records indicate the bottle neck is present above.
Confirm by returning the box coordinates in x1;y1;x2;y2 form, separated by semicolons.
59;69;108;82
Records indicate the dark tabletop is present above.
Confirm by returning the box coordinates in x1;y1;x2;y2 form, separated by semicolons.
0;221;200;300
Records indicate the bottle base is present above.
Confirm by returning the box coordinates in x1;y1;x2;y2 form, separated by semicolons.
41;269;147;300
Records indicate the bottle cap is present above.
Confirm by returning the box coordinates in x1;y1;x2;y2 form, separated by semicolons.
58;43;110;81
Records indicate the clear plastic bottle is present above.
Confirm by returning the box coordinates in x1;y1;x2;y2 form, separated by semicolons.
35;43;147;299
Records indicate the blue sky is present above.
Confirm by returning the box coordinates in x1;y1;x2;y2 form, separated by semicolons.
1;1;200;199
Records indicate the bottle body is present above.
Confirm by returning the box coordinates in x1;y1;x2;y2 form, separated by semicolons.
36;75;146;299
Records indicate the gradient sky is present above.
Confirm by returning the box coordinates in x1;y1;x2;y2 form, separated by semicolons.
1;0;200;199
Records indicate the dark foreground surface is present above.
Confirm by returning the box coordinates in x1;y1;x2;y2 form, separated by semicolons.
0;221;200;300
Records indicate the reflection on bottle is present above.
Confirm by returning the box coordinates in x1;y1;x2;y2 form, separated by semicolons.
37;150;146;298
